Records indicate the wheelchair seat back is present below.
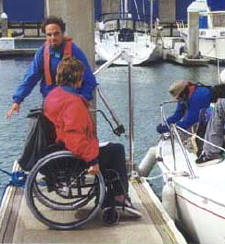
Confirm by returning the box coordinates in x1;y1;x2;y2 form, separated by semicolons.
18;109;56;171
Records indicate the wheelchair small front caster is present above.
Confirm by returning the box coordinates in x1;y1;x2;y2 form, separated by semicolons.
102;207;120;225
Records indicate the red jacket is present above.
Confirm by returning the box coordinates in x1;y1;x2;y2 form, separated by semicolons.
44;86;99;162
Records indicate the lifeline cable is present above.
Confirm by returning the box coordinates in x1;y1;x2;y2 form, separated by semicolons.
177;125;225;153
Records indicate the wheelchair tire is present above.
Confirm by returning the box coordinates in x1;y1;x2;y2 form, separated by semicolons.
25;151;105;230
102;207;120;225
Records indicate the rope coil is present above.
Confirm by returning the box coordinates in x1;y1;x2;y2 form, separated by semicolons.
0;168;27;188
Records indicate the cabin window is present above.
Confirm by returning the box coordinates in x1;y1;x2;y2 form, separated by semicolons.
200;31;206;36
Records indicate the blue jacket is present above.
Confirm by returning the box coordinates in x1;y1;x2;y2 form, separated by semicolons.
167;86;213;129
12;42;97;103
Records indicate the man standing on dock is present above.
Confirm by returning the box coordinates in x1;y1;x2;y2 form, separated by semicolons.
6;16;96;118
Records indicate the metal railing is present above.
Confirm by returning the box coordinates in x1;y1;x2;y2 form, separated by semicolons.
160;100;225;178
94;51;135;174
160;101;197;178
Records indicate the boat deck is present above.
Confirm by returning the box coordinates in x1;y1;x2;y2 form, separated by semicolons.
0;175;186;244
0;49;36;57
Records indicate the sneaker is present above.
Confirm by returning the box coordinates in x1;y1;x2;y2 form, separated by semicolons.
114;198;142;218
196;152;221;164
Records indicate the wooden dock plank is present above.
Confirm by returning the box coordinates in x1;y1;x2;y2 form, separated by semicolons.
9;183;164;244
132;178;187;244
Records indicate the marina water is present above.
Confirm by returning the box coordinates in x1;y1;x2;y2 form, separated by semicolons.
0;58;219;198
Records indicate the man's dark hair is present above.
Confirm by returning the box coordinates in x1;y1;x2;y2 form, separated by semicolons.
41;16;66;33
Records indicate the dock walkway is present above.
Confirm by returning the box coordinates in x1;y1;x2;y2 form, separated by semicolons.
0;171;186;244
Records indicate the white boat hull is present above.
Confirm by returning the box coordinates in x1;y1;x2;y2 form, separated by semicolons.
157;138;225;244
179;28;225;60
95;32;162;65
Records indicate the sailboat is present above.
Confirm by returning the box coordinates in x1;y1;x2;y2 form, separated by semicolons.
95;0;162;65
153;100;225;244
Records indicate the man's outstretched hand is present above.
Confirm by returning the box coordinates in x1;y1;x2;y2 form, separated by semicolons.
6;103;20;118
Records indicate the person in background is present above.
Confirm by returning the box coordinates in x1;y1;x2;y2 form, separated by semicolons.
196;99;225;163
7;16;96;118
196;72;225;163
156;80;213;134
44;56;142;217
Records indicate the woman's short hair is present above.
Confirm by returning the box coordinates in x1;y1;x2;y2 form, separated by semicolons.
41;16;66;33
56;56;85;86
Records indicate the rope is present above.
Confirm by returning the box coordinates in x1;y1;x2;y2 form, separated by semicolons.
133;0;141;21
0;170;27;205
0;168;12;176
144;173;165;181
160;101;225;153
9;171;27;187
176;125;225;153
0;168;27;188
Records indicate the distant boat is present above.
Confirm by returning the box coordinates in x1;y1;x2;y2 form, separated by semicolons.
95;0;162;65
177;9;225;61
0;37;45;57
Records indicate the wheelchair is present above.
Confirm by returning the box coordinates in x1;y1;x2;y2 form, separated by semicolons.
25;147;122;230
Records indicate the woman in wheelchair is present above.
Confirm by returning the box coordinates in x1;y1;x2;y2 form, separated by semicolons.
43;56;141;218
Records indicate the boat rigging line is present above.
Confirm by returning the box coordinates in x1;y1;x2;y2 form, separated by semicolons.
133;0;141;21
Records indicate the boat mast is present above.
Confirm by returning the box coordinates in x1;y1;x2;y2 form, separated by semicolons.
150;0;153;38
143;0;145;22
124;0;128;15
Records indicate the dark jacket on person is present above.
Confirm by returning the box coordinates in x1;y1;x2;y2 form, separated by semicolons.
167;86;212;129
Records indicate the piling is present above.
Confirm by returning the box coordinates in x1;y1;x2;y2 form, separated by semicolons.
186;0;210;59
101;0;120;14
46;0;95;69
46;0;96;116
0;0;3;13
1;12;8;37
187;11;199;59
159;0;176;23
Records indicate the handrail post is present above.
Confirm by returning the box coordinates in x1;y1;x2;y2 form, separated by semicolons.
128;58;134;174
172;125;196;179
94;50;135;174
160;101;197;179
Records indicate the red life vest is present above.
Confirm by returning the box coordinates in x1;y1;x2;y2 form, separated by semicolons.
44;37;72;85
188;83;197;98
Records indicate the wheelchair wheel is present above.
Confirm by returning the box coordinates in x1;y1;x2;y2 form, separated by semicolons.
25;151;105;230
102;207;120;225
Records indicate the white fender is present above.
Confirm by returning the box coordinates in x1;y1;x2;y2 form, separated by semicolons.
138;146;156;177
162;180;177;221
220;69;225;83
